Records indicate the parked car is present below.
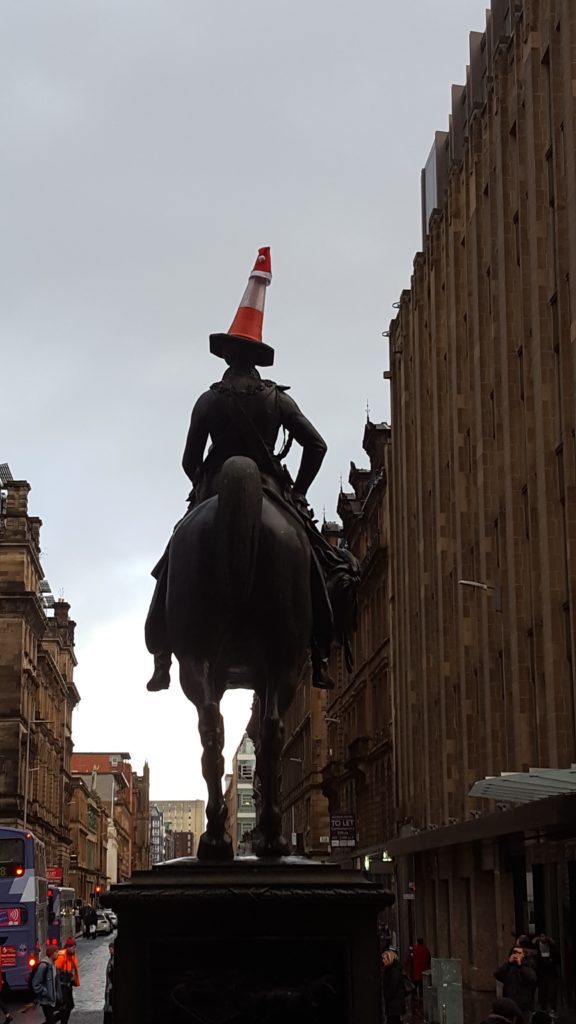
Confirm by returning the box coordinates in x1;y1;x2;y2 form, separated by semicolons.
95;910;113;936
103;909;117;930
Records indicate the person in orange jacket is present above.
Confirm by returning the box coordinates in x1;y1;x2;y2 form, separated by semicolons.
55;938;80;1023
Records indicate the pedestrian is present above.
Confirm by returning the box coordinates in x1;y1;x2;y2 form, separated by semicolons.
103;941;114;1024
55;938;80;1024
31;945;63;1023
494;946;537;1023
381;948;407;1024
479;996;523;1024
0;946;13;1024
88;906;98;940
533;933;560;1015
406;937;432;998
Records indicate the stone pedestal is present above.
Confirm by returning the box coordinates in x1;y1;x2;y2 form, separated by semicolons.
105;856;393;1024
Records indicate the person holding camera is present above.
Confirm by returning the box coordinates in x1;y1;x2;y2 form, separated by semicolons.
494;947;537;1023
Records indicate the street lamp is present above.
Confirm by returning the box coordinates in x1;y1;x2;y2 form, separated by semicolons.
24;716;52;828
288;757;303;848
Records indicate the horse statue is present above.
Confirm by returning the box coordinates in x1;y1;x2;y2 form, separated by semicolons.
166;453;312;858
144;248;358;860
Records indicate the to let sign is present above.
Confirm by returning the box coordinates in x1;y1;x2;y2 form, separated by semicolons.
330;814;357;848
47;866;63;882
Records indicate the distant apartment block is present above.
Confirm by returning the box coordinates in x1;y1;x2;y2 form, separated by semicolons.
153;799;205;856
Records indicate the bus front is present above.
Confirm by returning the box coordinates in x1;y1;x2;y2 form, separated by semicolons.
0;827;43;990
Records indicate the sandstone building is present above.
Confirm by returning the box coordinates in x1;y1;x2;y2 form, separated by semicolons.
68;774;109;902
281;670;331;857
72;752;150;880
279;421;394;867
0;467;80;876
321;422;394;867
387;0;576;999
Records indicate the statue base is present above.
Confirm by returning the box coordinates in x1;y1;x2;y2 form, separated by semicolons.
105;856;393;1024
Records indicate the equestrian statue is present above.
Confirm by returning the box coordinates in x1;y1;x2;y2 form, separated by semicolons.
144;247;359;860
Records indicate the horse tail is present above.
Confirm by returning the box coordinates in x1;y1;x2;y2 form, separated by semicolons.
217;456;262;606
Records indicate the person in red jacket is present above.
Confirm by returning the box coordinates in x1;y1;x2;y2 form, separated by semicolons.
407;937;432;998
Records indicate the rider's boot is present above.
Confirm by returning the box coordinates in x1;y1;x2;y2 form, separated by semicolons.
146;651;172;692
311;649;335;690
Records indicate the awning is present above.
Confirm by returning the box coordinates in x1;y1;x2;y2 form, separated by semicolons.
469;766;576;804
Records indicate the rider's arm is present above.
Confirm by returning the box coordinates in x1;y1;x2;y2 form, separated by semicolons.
182;392;212;484
278;392;327;496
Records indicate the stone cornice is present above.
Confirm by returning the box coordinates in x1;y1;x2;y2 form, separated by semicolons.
0;594;47;636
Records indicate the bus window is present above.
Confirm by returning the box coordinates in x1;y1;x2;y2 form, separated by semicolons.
0;838;25;877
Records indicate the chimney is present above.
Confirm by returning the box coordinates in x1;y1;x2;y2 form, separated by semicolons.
5;480;30;517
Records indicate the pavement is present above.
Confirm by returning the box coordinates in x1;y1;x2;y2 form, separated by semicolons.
3;930;112;1024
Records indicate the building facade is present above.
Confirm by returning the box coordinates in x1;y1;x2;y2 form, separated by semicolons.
172;831;195;858
153;800;205;855
224;734;256;853
132;763;151;872
0;468;80;875
321;422;394;868
72;752;150;880
281;667;331;858
388;0;576;1000
67;774;109;903
150;804;165;865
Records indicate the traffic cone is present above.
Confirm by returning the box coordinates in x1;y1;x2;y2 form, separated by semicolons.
210;247;274;366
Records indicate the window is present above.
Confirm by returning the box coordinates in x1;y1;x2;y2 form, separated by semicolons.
522;486;530;539
556;444;565;505
238;762;254;782
238;792;254;811
517;346;525;401
513;212;520;266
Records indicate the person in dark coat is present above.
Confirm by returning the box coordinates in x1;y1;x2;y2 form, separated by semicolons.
480;996;523;1024
494;947;537;1022
533;933;560;1013
381;949;406;1024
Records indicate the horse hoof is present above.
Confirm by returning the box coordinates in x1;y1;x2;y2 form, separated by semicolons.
197;831;234;862
254;835;290;859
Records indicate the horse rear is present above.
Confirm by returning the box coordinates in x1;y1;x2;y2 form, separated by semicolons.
166;456;313;859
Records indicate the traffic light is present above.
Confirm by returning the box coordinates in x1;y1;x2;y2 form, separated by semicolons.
95;885;101;895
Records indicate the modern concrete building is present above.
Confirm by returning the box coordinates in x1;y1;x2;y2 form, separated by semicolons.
387;0;576;1003
153;800;205;855
224;734;256;853
149;804;165;865
0;466;80;876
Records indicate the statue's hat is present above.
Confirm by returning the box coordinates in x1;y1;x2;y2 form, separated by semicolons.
210;247;274;366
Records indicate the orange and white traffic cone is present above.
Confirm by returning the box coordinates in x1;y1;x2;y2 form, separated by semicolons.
210;247;275;366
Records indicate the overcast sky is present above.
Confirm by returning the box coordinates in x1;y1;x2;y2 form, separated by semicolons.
1;0;489;804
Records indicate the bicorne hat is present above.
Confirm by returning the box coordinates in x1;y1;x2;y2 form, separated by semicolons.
210;247;274;366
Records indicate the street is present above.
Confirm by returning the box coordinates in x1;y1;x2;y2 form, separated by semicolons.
4;932;111;1024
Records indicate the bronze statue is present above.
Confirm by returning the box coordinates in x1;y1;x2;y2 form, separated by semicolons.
145;249;358;860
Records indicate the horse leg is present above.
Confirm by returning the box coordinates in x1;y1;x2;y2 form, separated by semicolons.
179;659;233;861
254;685;290;858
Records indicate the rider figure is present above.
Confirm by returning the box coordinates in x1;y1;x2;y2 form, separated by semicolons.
145;248;355;694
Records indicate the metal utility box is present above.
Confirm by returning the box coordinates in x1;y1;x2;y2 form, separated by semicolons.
423;958;463;1024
